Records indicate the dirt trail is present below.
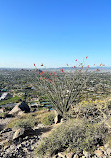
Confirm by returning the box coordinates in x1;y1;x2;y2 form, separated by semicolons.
41;123;62;138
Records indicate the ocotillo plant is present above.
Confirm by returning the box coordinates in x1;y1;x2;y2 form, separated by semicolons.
33;57;103;118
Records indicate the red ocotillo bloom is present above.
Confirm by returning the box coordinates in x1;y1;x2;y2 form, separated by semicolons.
49;73;52;76
66;64;68;66
34;64;36;67
60;69;64;72
88;65;89;68
41;64;43;66
86;56;88;59
75;59;77;61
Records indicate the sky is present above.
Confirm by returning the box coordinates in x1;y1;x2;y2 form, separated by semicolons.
0;0;111;68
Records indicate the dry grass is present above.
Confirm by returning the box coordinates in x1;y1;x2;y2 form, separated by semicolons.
6;110;55;129
35;119;107;157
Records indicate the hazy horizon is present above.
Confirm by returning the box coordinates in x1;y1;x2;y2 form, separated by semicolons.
0;66;111;70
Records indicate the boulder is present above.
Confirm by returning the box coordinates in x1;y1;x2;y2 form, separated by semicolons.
0;108;4;113
83;151;90;157
66;152;74;158
58;152;66;158
18;101;30;112
13;128;25;140
94;149;103;157
54;110;62;124
106;148;111;156
105;118;111;129
9;101;30;116
73;154;79;158
54;115;59;124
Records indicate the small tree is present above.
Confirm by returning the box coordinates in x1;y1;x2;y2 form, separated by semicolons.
33;58;103;118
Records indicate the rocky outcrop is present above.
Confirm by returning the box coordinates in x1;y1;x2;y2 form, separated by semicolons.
0;125;111;158
18;101;30;113
55;146;111;158
9;101;30;116
54;110;62;124
0;127;40;158
13;128;25;140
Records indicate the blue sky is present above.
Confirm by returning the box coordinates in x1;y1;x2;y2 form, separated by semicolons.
0;0;111;68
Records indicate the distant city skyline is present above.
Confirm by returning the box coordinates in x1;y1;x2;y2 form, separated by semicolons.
0;0;111;68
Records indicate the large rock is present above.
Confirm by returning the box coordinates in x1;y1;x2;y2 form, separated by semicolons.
94;149;103;157
54;110;62;124
83;151;90;157
73;154;79;158
58;152;66;158
105;117;111;129
58;152;74;158
19;101;30;112
106;148;111;156
0;108;4;113
54;115;59;124
13;128;25;140
9;101;30;116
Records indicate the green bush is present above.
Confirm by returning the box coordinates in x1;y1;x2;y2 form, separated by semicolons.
7;110;54;129
41;113;55;125
0;112;10;118
104;134;111;148
35;119;107;157
14;118;34;128
4;106;13;111
105;116;111;129
7;116;38;129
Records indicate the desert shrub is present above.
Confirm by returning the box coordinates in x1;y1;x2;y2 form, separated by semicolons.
0;112;12;118
0;112;7;118
34;110;55;124
71;101;101;122
34;59;95;118
4;106;13;111
7;110;54;129
35;119;107;157
3;140;13;148
70;98;111;123
7;116;38;129
34;59;107;118
41;113;55;125
105;116;111;129
14;118;35;128
104;134;111;148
